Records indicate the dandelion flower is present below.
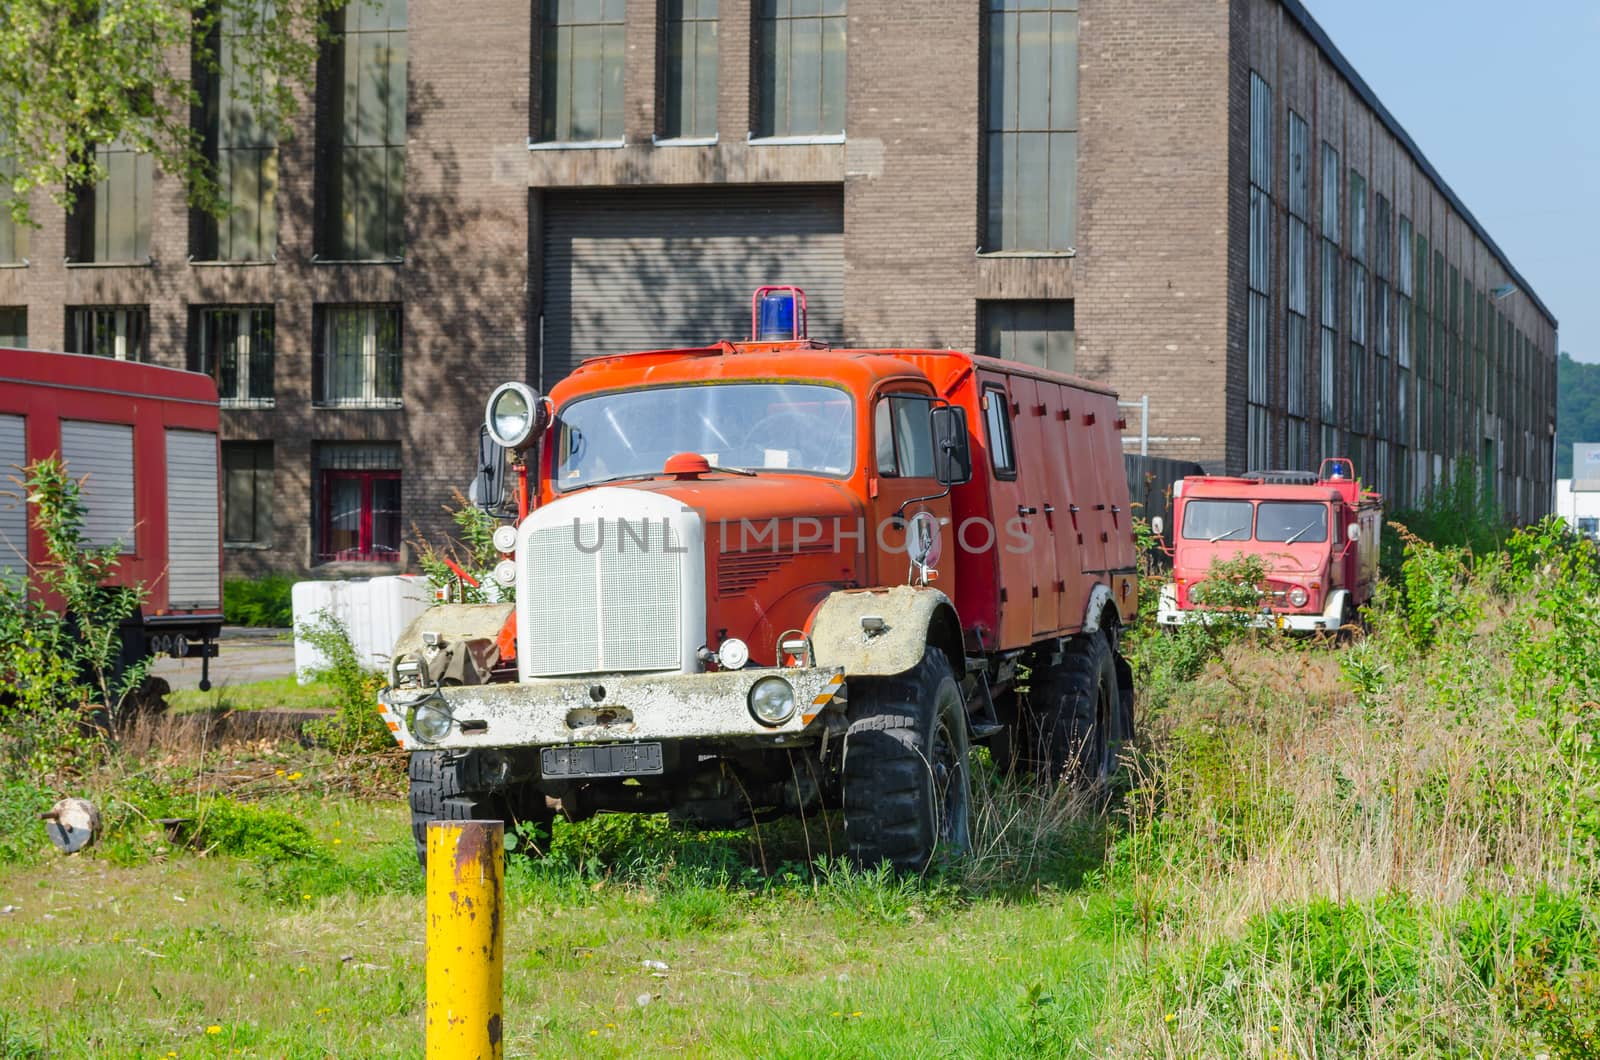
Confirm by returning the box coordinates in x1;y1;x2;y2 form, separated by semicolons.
1270;1025;1280;1034
332;838;342;845
302;894;312;901
1164;1013;1177;1024
589;1029;599;1037
206;1025;222;1035
287;771;303;781
851;1011;862;1018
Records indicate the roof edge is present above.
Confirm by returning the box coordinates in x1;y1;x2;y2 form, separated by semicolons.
1278;0;1557;330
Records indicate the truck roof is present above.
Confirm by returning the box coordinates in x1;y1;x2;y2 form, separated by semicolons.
0;348;220;405
1179;473;1379;507
552;340;1119;404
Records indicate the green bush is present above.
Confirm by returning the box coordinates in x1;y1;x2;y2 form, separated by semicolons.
223;575;295;627
297;610;390;755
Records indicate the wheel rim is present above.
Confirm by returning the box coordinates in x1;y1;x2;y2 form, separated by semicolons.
931;707;970;850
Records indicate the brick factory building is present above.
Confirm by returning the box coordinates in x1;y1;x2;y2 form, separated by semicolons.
0;0;1557;576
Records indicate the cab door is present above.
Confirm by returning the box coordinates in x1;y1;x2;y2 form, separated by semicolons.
1007;376;1062;637
869;386;953;587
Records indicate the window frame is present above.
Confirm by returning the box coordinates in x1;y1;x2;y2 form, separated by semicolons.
873;390;938;480
981;384;1018;481
194;304;276;408
538;0;627;146
222;440;275;548
317;467;401;563
754;0;847;141
67;305;150;362
317;0;407;261
313;304;403;409
659;0;719;142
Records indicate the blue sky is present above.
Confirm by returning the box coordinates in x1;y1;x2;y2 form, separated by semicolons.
1302;0;1598;361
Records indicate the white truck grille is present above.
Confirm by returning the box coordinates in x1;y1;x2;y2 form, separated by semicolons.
518;493;703;678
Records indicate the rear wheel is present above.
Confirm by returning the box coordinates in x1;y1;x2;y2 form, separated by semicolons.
1025;632;1123;787
408;751;555;867
842;647;971;873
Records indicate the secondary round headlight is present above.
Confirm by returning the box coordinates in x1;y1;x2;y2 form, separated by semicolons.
1288;586;1309;608
410;696;454;743
485;382;541;449
492;525;518;553
718;637;750;670
748;676;797;727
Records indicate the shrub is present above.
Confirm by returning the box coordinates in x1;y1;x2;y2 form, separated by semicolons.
297;610;389;755
223;575;295;627
413;494;511;604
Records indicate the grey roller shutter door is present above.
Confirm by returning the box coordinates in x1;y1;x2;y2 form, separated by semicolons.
61;421;136;550
0;415;25;581
166;430;220;610
541;186;845;388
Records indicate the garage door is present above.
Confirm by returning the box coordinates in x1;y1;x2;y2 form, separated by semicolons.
540;186;844;388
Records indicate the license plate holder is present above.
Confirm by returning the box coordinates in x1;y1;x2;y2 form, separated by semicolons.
541;742;664;780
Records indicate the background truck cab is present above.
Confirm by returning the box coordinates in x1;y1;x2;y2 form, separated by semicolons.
381;288;1140;872
1156;458;1381;633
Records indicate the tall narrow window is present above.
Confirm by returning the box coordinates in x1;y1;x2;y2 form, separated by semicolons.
983;0;1076;251
540;0;625;142
980;300;1075;374
67;306;149;361
1433;251;1446;456
1414;234;1431;485
314;305;402;408
662;0;718;140
1318;142;1340;461
321;0;406;260
193;305;275;408
0;139;26;264
758;0;845;138
1285;111;1310;469
1245;73;1272;471
69;141;154;263
0;308;25;348
1396;214;1413;501
222;442;274;547
316;442;401;563
197;1;278;260
1347;170;1368;468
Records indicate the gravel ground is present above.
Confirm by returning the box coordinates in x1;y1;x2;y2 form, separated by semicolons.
151;627;295;691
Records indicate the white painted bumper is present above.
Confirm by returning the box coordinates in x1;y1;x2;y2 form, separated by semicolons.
1155;585;1348;633
379;666;846;752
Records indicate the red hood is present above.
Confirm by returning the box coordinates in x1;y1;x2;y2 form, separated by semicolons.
1173;540;1331;580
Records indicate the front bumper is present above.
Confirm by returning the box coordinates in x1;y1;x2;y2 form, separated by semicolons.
1155;585;1347;633
378;666;846;752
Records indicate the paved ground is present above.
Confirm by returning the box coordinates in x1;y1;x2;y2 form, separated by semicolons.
151;627;295;691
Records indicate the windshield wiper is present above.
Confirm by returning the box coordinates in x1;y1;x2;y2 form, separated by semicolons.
1282;522;1319;545
1208;525;1249;544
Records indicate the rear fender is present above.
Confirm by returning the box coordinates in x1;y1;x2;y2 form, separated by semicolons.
807;585;964;678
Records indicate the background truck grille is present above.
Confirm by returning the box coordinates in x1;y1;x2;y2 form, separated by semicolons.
522;518;684;675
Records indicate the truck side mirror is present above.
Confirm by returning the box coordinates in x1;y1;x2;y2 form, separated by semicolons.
1347;522;1362;543
930;405;972;486
1151;516;1165;537
469;425;509;513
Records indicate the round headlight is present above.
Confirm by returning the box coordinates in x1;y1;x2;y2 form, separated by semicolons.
485;382;542;449
492;525;518;553
748;676;797;726
718;637;750;670
410;696;454;743
1288;586;1309;608
493;558;517;587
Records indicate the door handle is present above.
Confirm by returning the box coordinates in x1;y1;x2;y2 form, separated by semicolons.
1043;504;1055;515
1018;505;1038;516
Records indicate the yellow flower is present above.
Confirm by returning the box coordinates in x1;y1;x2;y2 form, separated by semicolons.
206;1025;222;1035
605;1023;616;1029
851;1011;862;1018
275;769;285;777
302;894;312;901
1164;1013;1177;1023
332;838;342;845
287;771;303;781
588;1029;599;1037
1270;1024;1280;1034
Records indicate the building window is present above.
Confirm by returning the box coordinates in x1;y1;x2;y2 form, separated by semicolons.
0;308;25;348
983;0;1076;251
67;306;149;361
1397;213;1413;501
662;0;718;139
0;144;26;264
196;2;278;260
980;300;1075;375
314;304;402;408
69;141;154;263
1285;110;1310;469
758;0;845;138
222;442;274;547
1433;250;1445;456
1246;73;1272;471
1318;142;1339;462
193;306;275;408
316;443;401;563
540;0;625;143
319;0;406;261
1347;169;1367;452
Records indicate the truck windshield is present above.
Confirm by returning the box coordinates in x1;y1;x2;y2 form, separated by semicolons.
555;383;855;487
1255;501;1328;543
1180;500;1254;543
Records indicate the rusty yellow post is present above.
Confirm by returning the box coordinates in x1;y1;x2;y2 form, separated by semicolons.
425;820;504;1059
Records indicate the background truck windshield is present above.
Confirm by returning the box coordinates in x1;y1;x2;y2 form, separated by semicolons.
1180;499;1254;542
556;383;855;486
1255;501;1329;543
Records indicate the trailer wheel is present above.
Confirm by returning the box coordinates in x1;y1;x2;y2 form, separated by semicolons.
1029;632;1122;787
841;647;971;873
408;751;555;867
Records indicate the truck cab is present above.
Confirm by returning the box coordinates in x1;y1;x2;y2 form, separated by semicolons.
1156;458;1382;633
380;288;1140;872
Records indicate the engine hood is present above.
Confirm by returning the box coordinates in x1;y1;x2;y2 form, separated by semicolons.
590;473;865;535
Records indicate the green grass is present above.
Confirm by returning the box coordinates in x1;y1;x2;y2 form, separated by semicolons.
166;676;335;714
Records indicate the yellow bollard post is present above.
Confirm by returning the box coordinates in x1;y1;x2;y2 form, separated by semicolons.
425;819;504;1059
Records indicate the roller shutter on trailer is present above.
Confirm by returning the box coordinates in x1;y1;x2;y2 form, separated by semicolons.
0;415;25;580
540;186;845;388
60;421;136;550
166;429;220;610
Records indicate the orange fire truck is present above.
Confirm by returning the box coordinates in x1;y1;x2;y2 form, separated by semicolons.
380;288;1139;871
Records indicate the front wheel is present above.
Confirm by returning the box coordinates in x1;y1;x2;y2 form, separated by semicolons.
842;647;971;873
408;751;555;867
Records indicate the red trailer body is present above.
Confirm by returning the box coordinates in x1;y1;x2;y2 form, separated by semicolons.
0;349;223;673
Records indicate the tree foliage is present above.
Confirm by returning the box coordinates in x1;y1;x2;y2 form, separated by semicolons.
0;0;343;225
1557;351;1600;478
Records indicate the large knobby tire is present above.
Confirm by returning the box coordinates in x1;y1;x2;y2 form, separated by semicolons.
1028;632;1123;788
842;647;972;873
408;751;554;867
